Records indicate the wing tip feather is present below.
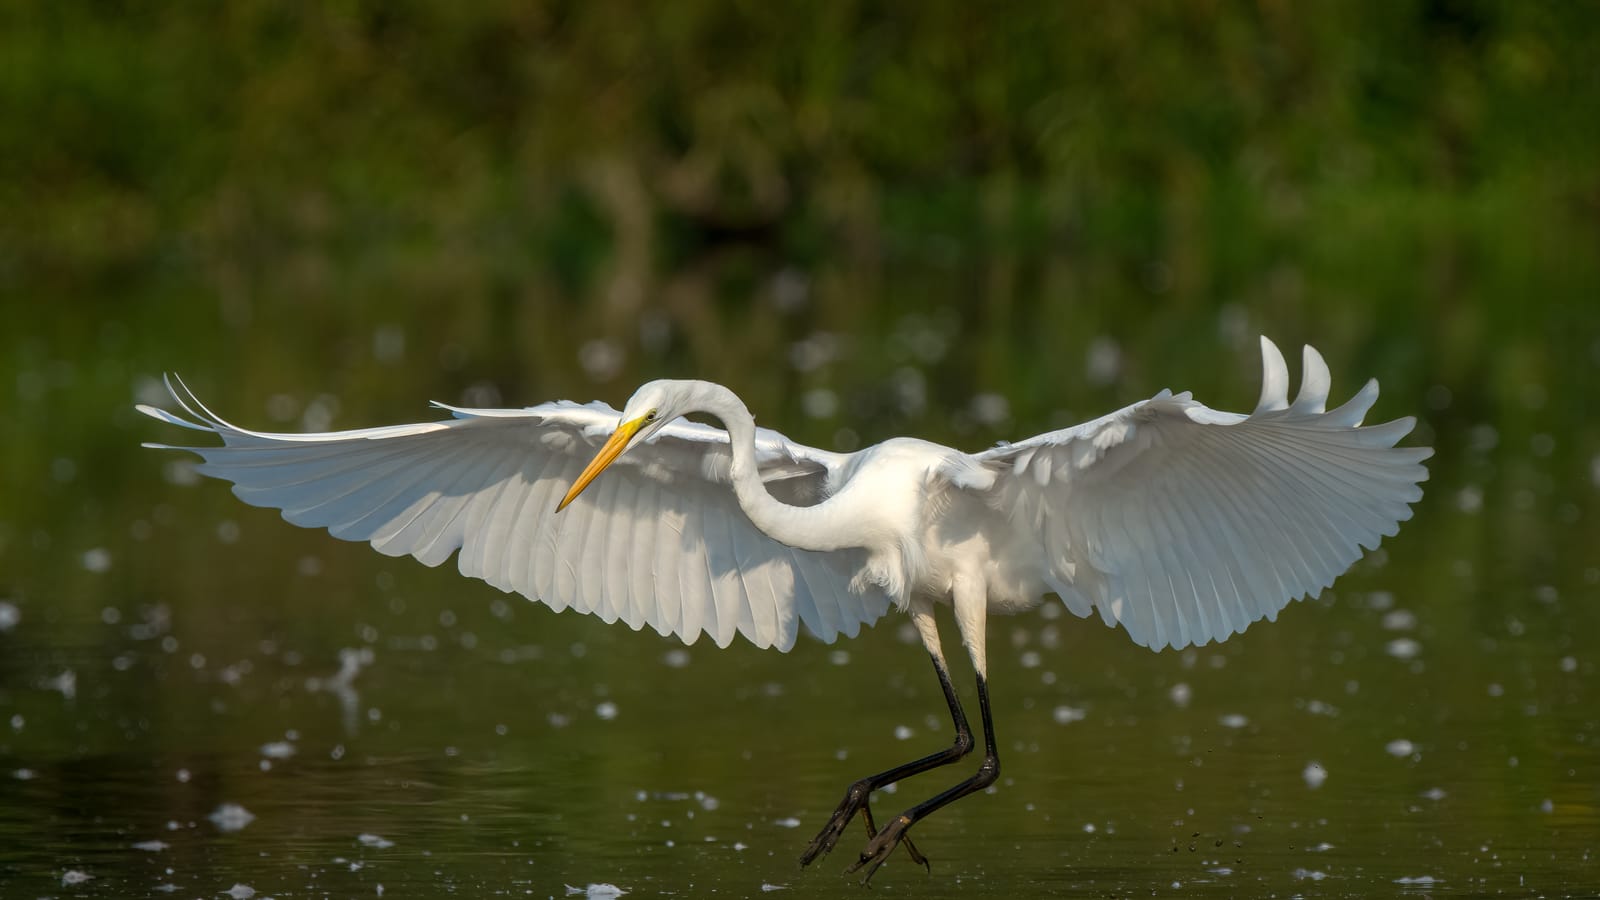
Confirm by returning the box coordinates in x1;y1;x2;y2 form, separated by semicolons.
1253;336;1291;414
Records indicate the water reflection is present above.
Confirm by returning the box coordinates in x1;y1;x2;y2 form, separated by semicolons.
304;647;374;737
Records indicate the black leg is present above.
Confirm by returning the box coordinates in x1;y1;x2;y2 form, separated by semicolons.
798;652;974;868
847;672;1001;883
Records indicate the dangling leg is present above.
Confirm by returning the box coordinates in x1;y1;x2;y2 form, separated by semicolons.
848;576;999;883
799;598;974;869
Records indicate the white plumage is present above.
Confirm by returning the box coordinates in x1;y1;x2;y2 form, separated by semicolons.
141;388;885;651
979;339;1429;650
138;335;1430;878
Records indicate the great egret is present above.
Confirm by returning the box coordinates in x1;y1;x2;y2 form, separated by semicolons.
139;337;1430;881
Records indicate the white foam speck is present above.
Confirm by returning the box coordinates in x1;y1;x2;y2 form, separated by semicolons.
565;884;626;899
1305;699;1339;717
1168;682;1191;708
1381;609;1417;631
1421;787;1447;801
358;833;395;849
893;725;914;740
260;741;296;760
208;802;256;832
595;701;619;721
1395;875;1438;885
0;601;18;632
1386;739;1416;758
1386;638;1421;660
773;816;802;828
132;840;169;851
224;884;256;899
1218;713;1248;729
1052;705;1086;724
62;870;93;886
81;548;112;573
760;884;788;892
1292;869;1327;881
1302;762;1327;789
44;669;77;700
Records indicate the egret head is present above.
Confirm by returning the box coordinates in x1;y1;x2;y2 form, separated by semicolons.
556;380;688;512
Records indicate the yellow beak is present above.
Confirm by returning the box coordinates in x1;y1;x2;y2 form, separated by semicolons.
556;416;646;512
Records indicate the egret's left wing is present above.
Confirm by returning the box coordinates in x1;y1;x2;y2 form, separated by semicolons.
976;338;1431;650
138;377;887;651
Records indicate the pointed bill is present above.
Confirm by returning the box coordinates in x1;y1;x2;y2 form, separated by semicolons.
556;416;645;512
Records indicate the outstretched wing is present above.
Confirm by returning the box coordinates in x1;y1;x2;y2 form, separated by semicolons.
138;378;888;651
978;337;1431;651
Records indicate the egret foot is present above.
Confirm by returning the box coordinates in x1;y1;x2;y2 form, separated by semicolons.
799;778;936;870
860;804;930;871
798;780;870;866
834;672;1001;883
846;813;918;884
800;647;971;874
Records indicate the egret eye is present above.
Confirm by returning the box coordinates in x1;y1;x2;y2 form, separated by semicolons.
646;410;657;421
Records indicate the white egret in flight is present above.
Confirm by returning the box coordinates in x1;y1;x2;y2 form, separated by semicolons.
139;337;1430;881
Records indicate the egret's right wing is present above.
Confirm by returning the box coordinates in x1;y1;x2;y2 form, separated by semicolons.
139;378;888;651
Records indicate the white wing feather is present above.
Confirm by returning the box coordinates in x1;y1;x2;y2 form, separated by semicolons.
138;377;887;651
979;337;1431;650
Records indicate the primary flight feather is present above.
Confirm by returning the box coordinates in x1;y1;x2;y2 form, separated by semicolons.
139;336;1430;881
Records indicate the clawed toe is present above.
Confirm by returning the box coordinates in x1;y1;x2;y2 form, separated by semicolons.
846;813;917;883
901;834;931;871
798;821;845;868
799;817;843;867
799;790;868;867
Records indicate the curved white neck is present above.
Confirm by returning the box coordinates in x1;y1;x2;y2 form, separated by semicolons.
688;382;859;553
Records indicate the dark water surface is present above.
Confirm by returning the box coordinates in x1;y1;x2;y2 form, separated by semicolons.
3;319;1597;898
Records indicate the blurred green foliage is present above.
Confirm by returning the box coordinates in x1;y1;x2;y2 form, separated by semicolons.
6;2;1595;297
